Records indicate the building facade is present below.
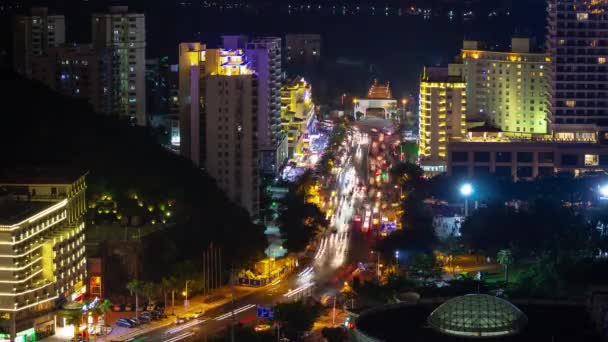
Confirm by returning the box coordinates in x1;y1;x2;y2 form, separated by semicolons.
0;173;87;341
205;72;260;216
546;0;608;139
285;34;321;65
280;77;315;157
461;38;550;135
30;45;119;116
419;66;467;173
246;37;288;175
92;6;146;126
447;140;608;180
179;44;261;215
12;7;65;76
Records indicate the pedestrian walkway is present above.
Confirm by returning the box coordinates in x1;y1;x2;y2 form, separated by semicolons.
40;286;262;342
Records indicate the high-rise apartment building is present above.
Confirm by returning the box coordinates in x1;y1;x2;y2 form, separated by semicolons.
285;34;321;65
419;66;467;173
179;44;260;215
245;38;288;175
13;7;65;76
546;0;608;140
180;36;288;177
0;172;87;340
92;6;146;126
30;45;119;115
461;38;550;135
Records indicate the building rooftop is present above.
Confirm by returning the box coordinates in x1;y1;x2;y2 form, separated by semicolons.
428;294;527;338
422;67;463;83
0;169;86;185
367;80;392;99
0;196;56;226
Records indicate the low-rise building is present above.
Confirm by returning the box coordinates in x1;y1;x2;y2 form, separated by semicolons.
447;140;608;180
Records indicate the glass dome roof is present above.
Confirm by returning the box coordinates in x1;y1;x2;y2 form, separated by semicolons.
427;294;527;338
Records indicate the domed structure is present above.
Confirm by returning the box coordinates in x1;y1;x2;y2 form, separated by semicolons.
427;294;527;338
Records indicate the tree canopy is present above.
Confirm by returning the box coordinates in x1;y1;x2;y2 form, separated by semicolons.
1;72;266;279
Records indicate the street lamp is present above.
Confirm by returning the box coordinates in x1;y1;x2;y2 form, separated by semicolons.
460;183;474;216
600;184;608;199
394;250;400;266
183;280;192;307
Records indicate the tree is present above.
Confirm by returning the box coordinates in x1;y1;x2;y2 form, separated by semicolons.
58;309;84;339
496;249;514;283
409;254;443;284
92;299;113;330
141;281;158;304
274;301;322;340
161;276;178;315
126;279;142;320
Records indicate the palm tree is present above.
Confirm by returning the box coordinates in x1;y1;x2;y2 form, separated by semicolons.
93;299;113;331
126;279;142;320
496;249;514;283
141;281;157;307
58;308;84;339
161;277;176;315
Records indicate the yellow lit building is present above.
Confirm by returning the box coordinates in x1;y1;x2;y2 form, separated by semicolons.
461;38;550;135
0;172;88;340
419;66;467;174
280;77;314;156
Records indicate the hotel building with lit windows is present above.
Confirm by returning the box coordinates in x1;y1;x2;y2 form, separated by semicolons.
546;0;608;141
0;172;87;341
460;38;551;135
419;66;467;174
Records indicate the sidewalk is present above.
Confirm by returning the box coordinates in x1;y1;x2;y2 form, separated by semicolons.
41;285;262;342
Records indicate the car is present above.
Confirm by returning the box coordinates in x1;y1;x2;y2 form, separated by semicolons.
175;316;187;324
254;324;272;332
116;318;135;328
127;318;141;326
191;310;205;319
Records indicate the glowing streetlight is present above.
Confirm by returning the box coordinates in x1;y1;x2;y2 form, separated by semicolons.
600;184;608;199
460;183;474;216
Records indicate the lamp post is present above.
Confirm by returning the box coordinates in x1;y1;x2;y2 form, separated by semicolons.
183;280;192;307
394;250;400;267
460;183;474;217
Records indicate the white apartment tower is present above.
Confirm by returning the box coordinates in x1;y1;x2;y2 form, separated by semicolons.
245;38;288;175
92;6;146;126
179;44;261;216
13;7;65;76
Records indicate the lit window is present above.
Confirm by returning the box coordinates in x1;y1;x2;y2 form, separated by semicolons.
599;57;606;65
566;100;576;107
585;154;599;166
576;12;589;21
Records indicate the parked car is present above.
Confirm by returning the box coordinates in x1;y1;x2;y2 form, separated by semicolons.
127;318;140;326
116;319;135;328
175;316;187;324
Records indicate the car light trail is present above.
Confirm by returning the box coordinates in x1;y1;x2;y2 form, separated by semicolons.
284;282;314;298
164;332;195;342
166;319;207;334
214;304;256;321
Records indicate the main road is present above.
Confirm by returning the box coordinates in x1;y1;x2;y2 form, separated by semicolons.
129;128;377;342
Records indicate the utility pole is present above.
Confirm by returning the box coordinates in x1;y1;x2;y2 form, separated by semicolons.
332;295;337;326
230;265;235;342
